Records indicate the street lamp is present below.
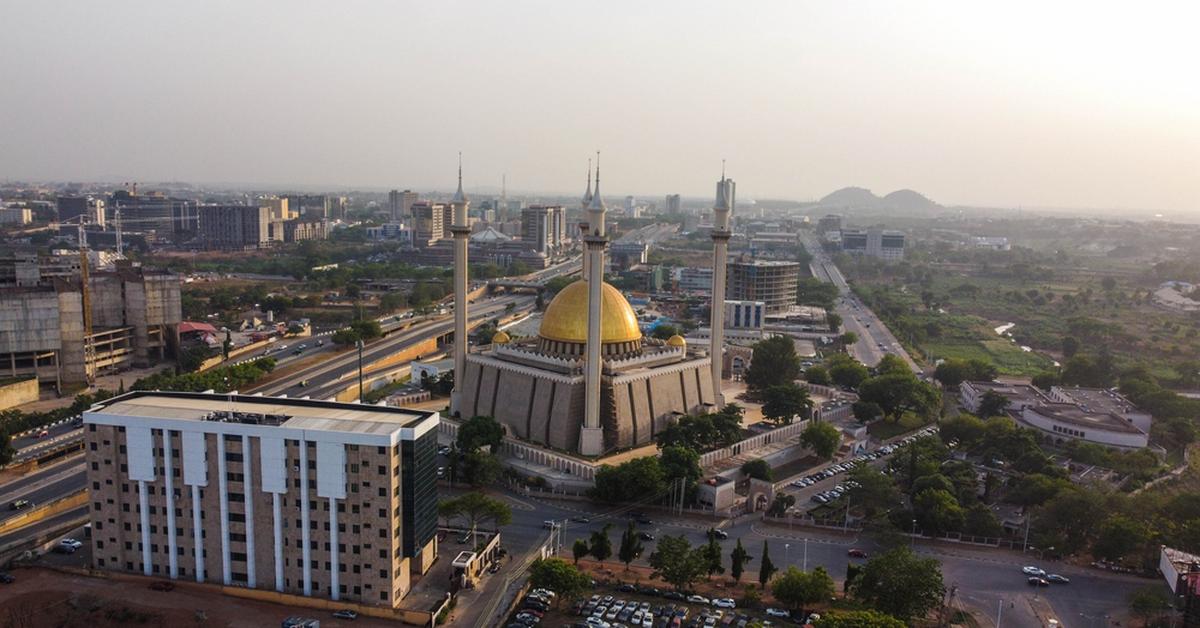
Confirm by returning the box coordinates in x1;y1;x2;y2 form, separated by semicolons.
803;537;808;572
785;543;790;566
911;518;918;547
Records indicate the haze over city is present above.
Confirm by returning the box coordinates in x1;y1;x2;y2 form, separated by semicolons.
2;1;1198;215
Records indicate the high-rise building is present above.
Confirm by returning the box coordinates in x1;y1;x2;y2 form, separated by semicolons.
285;195;332;221
664;194;681;214
83;391;440;607
817;214;843;235
258;196;292;221
388;190;418;222
197;204;275;250
109;191;195;241
328;196;348;220
410;202;445;247
57;195;105;225
521;205;567;254
726;258;799;314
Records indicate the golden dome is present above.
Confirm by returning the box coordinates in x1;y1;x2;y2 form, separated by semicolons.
492;330;511;344
666;334;687;347
539;280;642;344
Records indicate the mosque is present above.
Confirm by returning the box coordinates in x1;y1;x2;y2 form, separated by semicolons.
448;155;735;457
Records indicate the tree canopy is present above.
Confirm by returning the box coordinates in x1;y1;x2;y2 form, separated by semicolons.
761;383;813;425
801;421;842;460
771;566;835;612
438;492;512;547
528;558;591;604
849;547;945;622
649;534;707;591
745;336;801;392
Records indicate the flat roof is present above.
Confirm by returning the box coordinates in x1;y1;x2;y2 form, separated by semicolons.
1029;403;1142;434
1054;386;1140;416
90;391;435;437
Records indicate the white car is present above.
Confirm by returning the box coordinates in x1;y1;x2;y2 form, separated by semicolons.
766;608;791;618
642;615;653;628
1022;566;1046;577
532;588;557;599
60;538;83;549
712;598;736;609
585;619;611;628
686;594;709;604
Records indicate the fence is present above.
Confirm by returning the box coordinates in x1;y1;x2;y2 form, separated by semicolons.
699;419;812;468
440;418;599;481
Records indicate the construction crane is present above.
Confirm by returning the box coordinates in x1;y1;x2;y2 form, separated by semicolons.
64;216;97;384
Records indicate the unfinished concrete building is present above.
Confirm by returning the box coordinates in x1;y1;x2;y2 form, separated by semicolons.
0;267;181;391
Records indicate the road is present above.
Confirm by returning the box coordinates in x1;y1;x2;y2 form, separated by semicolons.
471;486;1142;627
801;232;919;372
250;293;534;398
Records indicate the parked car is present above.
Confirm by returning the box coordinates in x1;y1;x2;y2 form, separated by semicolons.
765;608;790;618
712;598;736;609
686;595;709;605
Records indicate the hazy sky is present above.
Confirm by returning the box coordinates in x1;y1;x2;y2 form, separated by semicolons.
2;1;1197;214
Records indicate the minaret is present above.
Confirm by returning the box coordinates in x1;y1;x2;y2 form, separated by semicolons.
580;159;593;278
709;163;734;407
449;153;471;416
579;152;607;456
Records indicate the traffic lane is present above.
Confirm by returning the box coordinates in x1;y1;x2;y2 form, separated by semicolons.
264;299;533;396
0;505;88;551
12;422;82;453
0;459;85;501
0;471;86;522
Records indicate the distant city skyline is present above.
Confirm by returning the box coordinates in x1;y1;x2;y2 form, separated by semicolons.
1;2;1196;215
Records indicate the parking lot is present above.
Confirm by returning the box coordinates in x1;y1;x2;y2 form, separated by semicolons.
507;582;806;628
780;425;940;512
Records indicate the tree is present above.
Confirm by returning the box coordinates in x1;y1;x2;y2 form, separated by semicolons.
438;492;512;547
933;358;998;388
745;336;801;392
858;373;940;421
912;489;965;536
730;539;752;582
963;503;1003;538
660;445;702;488
767;493;796;517
846;465;901;519
812;610;906;628
849;547;945;622
222;330;232;360
976;390;1010;419
937;414;986;448
1093;515;1148;563
772;566;835;613
572;539;590;565
456;415;504;452
591;456;667;503
741;459;773;482
528;558;592;605
651;324;682;340
801;421;842;460
1127;585;1171;623
617;522;644;571
804;365;831;386
701;536;725;579
648;535;706;592
0;431;13;467
875;354;910;377
826;312;842;332
761;384;813;425
589;524;613;563
757;540;777;586
828;358;869;390
456;450;502;486
1061;336;1080;358
851;400;882;423
838;332;859;346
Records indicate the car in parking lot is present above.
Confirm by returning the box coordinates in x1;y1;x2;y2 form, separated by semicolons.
765;608;790;618
712;598;735;609
60;538;83;550
686;595;709;604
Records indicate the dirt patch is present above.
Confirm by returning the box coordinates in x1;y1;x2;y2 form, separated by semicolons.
0;567;398;628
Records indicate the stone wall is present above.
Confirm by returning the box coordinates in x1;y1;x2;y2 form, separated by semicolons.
0;376;37;410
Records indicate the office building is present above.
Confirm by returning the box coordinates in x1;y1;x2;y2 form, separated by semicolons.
259;197;292;221
726;258;800;314
609;241;648;270
198;204;275;250
109;191;197;242
57;196;107;227
839;228;905;261
520;205;567;255
83;391;439;607
677;267;714;293
410;202;445;247
388;190;418;222
0;207;33;225
817;214;843;235
285;195;334;221
282;219;328;243
664;194;681;214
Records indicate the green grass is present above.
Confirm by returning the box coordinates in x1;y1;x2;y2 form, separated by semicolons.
923;338;1054;376
866;411;932;440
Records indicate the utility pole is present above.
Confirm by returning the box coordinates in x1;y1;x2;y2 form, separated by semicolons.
995;599;1002;628
357;340;365;402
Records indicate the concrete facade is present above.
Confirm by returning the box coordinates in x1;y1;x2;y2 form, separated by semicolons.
83;392;440;608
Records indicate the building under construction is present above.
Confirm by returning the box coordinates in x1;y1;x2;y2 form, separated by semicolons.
0;258;181;391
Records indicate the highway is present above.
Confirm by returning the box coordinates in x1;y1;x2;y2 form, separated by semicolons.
801;232;920;372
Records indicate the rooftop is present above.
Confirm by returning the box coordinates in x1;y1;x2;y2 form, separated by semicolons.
88;391;434;437
1052;386;1141;416
1028;403;1143;434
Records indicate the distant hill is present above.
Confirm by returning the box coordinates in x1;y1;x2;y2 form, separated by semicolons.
817;186;942;214
819;186;881;208
882;189;939;212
